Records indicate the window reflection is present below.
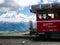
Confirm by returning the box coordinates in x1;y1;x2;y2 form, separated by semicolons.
56;10;60;18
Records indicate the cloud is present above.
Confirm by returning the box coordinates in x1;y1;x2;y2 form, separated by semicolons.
14;0;40;7
0;0;40;12
0;0;37;23
0;0;38;22
18;13;36;22
57;0;60;3
42;0;48;4
0;0;5;4
0;0;21;12
0;0;4;4
0;12;36;22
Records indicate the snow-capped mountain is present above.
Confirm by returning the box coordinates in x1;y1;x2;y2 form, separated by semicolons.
0;21;36;32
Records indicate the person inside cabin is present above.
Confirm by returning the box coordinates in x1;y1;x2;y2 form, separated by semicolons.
47;14;51;19
47;15;51;19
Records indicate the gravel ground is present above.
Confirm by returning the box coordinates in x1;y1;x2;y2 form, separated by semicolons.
0;38;60;45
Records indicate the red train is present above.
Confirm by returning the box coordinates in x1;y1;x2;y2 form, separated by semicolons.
30;3;60;39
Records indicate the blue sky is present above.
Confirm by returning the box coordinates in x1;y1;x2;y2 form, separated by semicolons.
17;6;33;16
0;0;59;22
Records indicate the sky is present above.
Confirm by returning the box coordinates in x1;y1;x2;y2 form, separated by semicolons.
0;0;59;23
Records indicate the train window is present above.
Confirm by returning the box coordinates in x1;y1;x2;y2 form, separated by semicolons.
56;10;60;18
56;14;60;18
38;14;46;19
43;14;46;19
38;13;54;19
48;14;54;19
38;14;42;19
38;10;54;19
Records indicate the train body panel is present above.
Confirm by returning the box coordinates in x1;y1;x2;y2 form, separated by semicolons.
37;20;60;32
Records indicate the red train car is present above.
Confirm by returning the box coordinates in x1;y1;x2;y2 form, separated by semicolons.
30;3;60;39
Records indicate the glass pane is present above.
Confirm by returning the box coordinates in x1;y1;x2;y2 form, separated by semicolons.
43;14;46;19
48;14;54;19
56;10;60;18
38;14;42;19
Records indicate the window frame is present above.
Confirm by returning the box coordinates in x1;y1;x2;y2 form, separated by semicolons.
38;9;55;20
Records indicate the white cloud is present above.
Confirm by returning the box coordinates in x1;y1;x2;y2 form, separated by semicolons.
14;0;40;7
0;0;37;23
57;0;60;3
0;0;4;4
18;14;36;22
0;0;20;12
0;12;36;22
42;0;48;4
0;0;40;12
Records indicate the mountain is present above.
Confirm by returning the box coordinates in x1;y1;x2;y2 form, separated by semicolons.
0;22;30;32
0;21;36;33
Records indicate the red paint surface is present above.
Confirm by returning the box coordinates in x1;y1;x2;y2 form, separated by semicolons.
37;20;60;32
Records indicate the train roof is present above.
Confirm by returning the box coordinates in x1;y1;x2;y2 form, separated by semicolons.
30;3;60;13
